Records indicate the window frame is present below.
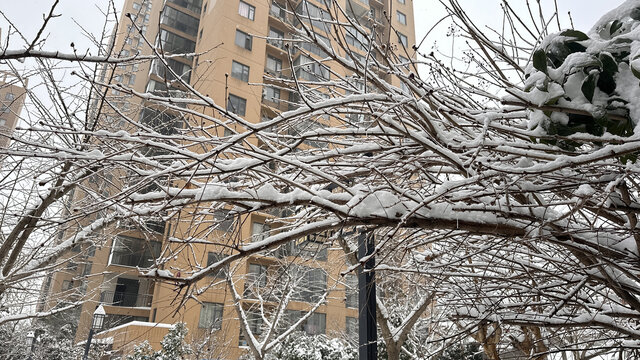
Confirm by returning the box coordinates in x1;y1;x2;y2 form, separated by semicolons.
396;10;406;25
198;302;224;329
231;60;250;82
235;29;253;50
238;0;256;20
227;94;247;116
397;32;408;47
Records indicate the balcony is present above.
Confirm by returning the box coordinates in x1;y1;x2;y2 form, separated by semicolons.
266;37;286;50
269;3;292;26
100;290;153;307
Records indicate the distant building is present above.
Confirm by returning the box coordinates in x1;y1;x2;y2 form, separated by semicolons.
0;72;27;149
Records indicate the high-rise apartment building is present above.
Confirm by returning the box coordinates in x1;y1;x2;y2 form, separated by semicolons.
38;0;415;358
0;71;27;150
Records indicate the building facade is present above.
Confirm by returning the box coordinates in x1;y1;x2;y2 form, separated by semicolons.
38;0;416;358
0;71;27;150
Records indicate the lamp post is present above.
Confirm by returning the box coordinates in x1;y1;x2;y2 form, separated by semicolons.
26;331;34;360
83;305;105;360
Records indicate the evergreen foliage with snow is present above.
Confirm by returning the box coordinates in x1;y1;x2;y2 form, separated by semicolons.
126;323;192;360
265;332;357;360
519;2;640;154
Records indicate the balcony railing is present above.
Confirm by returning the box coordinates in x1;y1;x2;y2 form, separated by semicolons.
100;290;153;307
266;38;286;50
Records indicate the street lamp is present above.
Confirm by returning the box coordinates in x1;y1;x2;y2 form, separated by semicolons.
26;331;34;360
83;305;105;360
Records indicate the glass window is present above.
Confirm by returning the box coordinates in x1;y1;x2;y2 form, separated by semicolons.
345;274;357;308
62;280;74;290
227;94;247;116
140;107;182;135
132;2;141;10
247;263;268;287
295;1;331;33
166;0;203;14
346;317;358;343
235;29;253;50
293;266;326;302
239;311;262;346
161;6;200;37
110;235;161;268
283;310;326;335
263;86;280;104
231;60;250;82
293;54;330;81
252;222;271;242
238;1;255;20
206;252;227;278
159;29;196;54
398;0;405;4
198;302;223;329
151;58;192;83
266;55;282;74
214;209;235;231
267;27;284;49
397;32;408;47
4;93;15;101
396;11;406;25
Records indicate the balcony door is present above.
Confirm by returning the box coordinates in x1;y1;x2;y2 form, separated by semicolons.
114;278;139;307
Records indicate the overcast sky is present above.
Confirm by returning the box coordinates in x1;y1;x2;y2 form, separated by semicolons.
0;0;627;73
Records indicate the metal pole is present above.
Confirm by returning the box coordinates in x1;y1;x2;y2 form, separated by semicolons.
358;231;376;360
82;328;94;360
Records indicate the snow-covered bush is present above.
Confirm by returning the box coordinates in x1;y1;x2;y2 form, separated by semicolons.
265;332;356;360
127;323;192;360
518;2;640;154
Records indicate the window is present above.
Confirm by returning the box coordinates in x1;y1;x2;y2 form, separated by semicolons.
345;274;357;308
238;1;255;20
227;94;247;116
266;55;282;75
398;0;405;3
4;93;15;101
346;317;358;344
62;280;74;291
161;6;200;37
214;209;235;231
128;74;136;85
294;54;330;81
283;311;326;335
397;32;408;47
239;311;262;346
0;105;8;113
396;11;406;25
206;252;227;278
295;1;331;33
198;302;223;329
247;263;268;288
231;60;250;82
159;29;196;54
252;222;271;242
151;58;192;82
293;266;326;302
167;0;204;14
0;119;7;127
132;2;141;10
263;86;280;104
110;235;161;268
235;29;253;50
298;32;330;57
267;27;284;49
